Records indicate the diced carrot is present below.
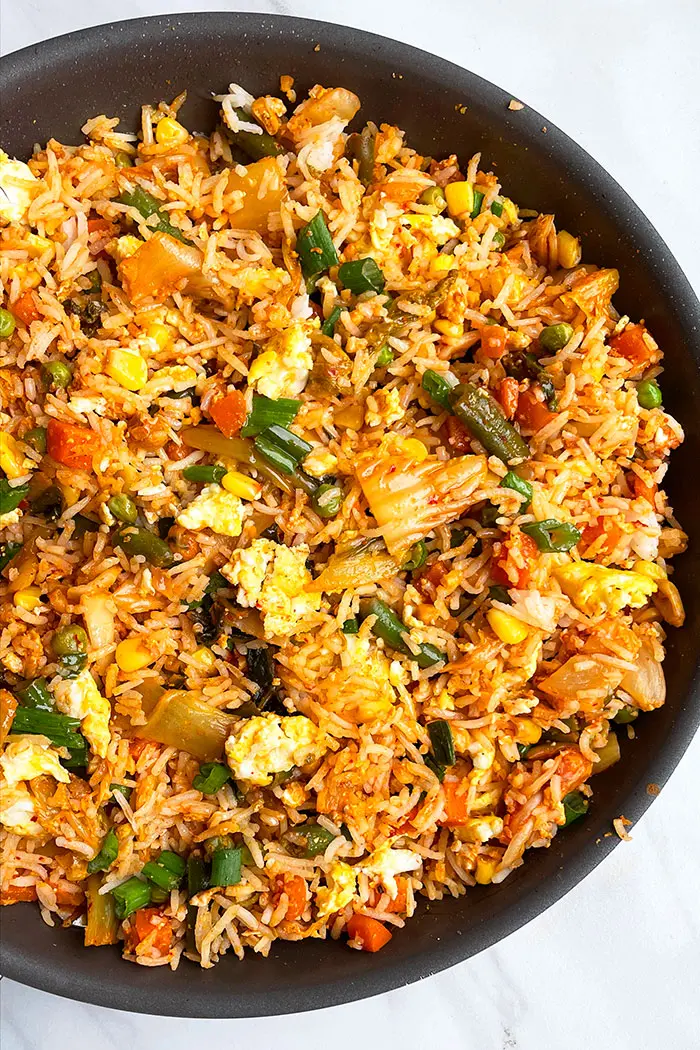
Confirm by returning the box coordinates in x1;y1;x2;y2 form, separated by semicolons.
55;883;85;908
439;778;470;826
498;376;519;419
126;907;173;955
346;913;393;952
479;324;508;360
384;878;408;914
210;390;247;438
46;419;101;471
120;232;203;306
129;738;150;761
581;516;623;554
630;473;657;505
516;387;556;432
494;529;539;588
0;689;18;748
0;884;38;905
276;873;307;921
87;217;113;234
13;291;41;325
442;414;472;454
609;324;655;368
556;747;593;794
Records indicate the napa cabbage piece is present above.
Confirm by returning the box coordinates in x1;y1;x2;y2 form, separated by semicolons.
119;232;203;305
311;537;398;593
226;156;286;231
619;638;666;711
356;450;488;559
134;690;235;761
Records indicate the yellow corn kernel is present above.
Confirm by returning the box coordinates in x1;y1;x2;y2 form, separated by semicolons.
189;646;217;672
13;587;43;611
557;230;582;269
334;403;365;430
0;432;31;479
156;117;189;147
444;180;475;218
26;233;53;257
110;235;142;263
474;857;499;885
115;637;154;672
516;718;542;745
106;348;148;392
634;560;667;581
401;437;429;462
146;322;173;349
428;254;456;278
221;471;262;501
486;608;530;645
13;262;42;289
433;318;463;339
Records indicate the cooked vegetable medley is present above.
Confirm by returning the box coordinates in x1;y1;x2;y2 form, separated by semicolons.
0;78;686;969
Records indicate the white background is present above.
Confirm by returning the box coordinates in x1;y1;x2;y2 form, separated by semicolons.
1;2;699;1048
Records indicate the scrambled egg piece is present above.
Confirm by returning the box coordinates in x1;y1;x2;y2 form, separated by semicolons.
0;432;34;479
54;670;111;758
453;815;504;844
141;365;198;398
222;538;321;638
360;842;421;898
108;234;143;263
248;324;313;399
555;561;657;617
302;446;338;478
0;736;70;785
315;861;357;917
177;484;245;537
0;782;39;836
322;635;396;724
225;713;327;786
365;387;404;428
0;151;38;222
0;508;22;529
233;264;289;304
400;214;460;244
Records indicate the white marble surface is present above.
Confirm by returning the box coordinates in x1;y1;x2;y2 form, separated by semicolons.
1;1;699;1046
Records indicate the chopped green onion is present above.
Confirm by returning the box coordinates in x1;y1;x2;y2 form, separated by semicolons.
562;790;589;826
297;211;338;287
185;854;209;954
10;707;85;753
450;383;530;464
240;394;301;438
490;199;504;217
338;258;385;295
253;432;297;475
142;851;186;892
539;323;574;353
0;306;16;339
517;743;532;759
158;851;186;877
260;425;312;465
118;185;189;243
114;151;134;168
481;504;501;528
422;368;459;411
489;585;512;605
110;783;133;801
419;186;446;210
149;886;170;904
470;189;485;218
402;540;428;572
87;829;119;874
427;720;455;766
107;494;138;524
501;471;533;507
521;518;581;553
450;528;467;549
182;464;227;484
24;427;47;454
374;344;394;368
300;823;335;858
111;876;151;919
210;846;242;887
424;754;445;781
321;305;343;337
491;231;506;250
342;618;359;634
193;762;231;794
0;541;22;575
613;705;639;725
311;483;343;519
347;123;376;187
229;108;285;160
359;597;447;669
0;479;29;516
15;677;54;711
637;379;662;409
57;652;88;679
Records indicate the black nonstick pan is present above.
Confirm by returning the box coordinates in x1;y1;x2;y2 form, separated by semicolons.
0;11;698;1018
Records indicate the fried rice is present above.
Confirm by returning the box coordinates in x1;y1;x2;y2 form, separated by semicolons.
0;79;687;968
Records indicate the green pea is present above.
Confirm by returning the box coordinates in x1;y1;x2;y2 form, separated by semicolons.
52;623;88;656
311;483;343;519
374;344;394;368
637;379;662;409
539;323;573;353
419;186;447;210
0;307;16;339
42;360;73;390
114;151;134;168
107;494;138;524
24;427;47;454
